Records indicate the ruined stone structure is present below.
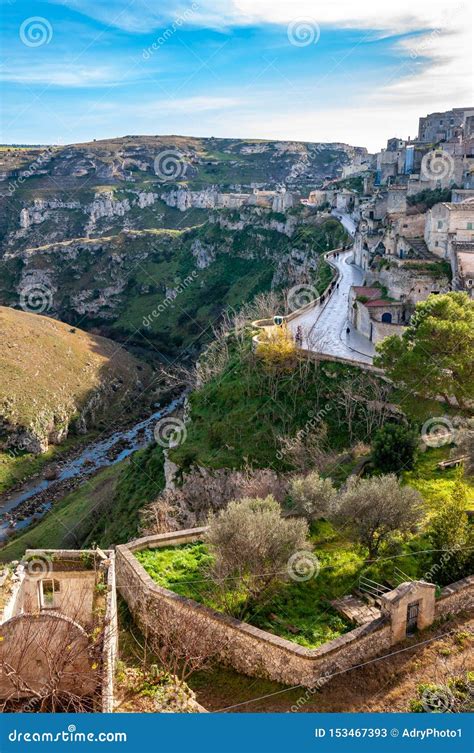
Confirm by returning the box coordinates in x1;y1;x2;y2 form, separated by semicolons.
0;549;117;712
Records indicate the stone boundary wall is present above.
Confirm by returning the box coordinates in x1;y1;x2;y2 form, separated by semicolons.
116;529;392;688
116;531;474;687
434;575;474;619
101;552;118;713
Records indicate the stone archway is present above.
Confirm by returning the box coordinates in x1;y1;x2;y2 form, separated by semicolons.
381;312;392;323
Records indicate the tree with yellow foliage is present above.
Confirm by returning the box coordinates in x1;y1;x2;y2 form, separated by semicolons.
255;323;297;373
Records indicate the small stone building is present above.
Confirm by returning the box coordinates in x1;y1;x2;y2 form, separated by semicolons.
380;581;436;644
0;549;117;712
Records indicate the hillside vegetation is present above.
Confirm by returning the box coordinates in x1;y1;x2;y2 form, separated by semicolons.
1;215;347;362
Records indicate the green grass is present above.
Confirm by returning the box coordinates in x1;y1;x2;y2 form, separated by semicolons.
0;443;166;562
135;532;356;649
403;446;474;513
0;463;122;562
170;345;390;471
0;432;101;495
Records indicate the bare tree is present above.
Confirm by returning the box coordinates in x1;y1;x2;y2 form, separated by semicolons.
140;467;289;534
145;602;224;684
278;422;335;473
453;421;474;476
0;580;108;712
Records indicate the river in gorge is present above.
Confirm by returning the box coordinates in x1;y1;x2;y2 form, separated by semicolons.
0;396;184;543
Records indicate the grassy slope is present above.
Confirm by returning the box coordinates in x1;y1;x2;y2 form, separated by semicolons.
0;444;166;561
0;306;147;433
403;446;474;510
169;342;445;472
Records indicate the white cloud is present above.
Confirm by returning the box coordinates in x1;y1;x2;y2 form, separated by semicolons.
1;64;131;87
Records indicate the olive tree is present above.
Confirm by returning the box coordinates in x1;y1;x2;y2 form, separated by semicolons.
331;474;424;559
289;471;336;521
206;495;309;618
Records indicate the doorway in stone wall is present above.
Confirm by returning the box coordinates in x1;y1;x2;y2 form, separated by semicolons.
406;601;419;635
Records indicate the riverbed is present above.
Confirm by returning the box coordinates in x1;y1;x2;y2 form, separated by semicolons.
0;396;183;542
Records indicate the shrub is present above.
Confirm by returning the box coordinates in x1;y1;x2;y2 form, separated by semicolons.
289;471;336;521
331;474;424;558
372;423;418;474
206;495;309;618
429;474;474;584
256;324;297;373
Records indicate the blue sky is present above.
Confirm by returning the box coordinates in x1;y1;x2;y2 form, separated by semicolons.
1;0;471;150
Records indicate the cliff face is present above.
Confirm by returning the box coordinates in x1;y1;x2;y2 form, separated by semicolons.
0;306;151;454
0;135;352;365
0;210;348;362
0;135;365;253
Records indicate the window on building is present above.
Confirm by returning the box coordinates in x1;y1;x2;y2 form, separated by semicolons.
467;222;473;230
39;578;60;609
437;220;443;229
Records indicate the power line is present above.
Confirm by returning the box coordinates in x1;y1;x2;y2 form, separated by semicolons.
214;625;474;713
142;546;474;588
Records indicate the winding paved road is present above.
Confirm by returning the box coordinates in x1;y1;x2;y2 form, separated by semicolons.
331;209;357;236
289;250;375;363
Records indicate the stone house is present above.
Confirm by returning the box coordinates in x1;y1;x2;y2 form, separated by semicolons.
453;244;474;296
386;185;407;215
348;286;408;344
335;188;357;212
417;107;474;144
424;199;474;259
0;549;117;712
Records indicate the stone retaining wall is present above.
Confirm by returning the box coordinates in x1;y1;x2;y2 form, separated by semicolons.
116;531;474;688
251;247;343;332
435;575;474;619
116;530;392;688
